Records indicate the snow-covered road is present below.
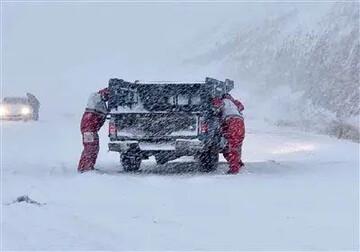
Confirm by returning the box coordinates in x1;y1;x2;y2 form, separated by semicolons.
1;116;359;250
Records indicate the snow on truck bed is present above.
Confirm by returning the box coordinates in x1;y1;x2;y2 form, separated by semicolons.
1;116;359;251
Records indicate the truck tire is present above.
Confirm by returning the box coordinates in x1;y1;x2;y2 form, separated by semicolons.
121;149;142;172
155;155;168;165
199;144;219;172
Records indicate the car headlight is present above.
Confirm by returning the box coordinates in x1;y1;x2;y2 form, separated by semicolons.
0;106;9;116
21;107;31;115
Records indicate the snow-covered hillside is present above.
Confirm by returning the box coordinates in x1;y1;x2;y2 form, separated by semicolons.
2;115;359;250
186;2;360;141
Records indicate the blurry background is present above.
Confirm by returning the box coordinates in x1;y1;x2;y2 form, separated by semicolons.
2;1;359;140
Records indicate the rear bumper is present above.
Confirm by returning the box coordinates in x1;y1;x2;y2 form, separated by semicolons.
175;139;204;154
108;139;204;155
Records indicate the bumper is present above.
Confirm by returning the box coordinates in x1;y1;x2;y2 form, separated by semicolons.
0;114;33;121
108;139;204;155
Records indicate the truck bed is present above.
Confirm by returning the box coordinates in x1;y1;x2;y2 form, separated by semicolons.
107;77;234;113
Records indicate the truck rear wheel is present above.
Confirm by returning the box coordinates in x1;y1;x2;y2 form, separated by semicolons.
121;149;142;172
199;144;219;172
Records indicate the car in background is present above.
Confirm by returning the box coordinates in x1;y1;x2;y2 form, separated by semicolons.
0;97;34;121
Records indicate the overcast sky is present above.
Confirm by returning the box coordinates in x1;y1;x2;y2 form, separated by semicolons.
2;1;333;115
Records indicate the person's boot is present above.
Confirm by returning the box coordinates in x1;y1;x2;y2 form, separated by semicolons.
226;164;239;174
239;160;245;168
226;161;245;174
226;169;238;174
78;167;94;173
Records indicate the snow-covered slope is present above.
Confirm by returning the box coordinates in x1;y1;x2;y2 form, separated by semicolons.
2;115;358;250
185;2;360;141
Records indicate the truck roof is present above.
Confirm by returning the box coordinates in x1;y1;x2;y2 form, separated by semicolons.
2;96;28;104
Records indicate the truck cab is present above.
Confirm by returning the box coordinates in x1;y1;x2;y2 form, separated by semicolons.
107;77;234;172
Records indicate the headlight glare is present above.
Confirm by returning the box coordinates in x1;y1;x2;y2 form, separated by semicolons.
21;107;31;115
0;106;8;116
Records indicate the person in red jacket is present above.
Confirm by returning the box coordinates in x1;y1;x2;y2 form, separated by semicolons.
78;88;109;173
213;93;245;174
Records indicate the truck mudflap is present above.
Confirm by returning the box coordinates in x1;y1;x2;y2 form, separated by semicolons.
108;139;204;155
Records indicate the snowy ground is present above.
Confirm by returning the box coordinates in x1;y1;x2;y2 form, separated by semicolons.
1;115;359;251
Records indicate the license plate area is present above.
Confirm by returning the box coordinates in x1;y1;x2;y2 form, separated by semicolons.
116;113;199;137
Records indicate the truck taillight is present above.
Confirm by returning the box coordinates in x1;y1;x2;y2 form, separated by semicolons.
200;122;208;133
109;123;116;135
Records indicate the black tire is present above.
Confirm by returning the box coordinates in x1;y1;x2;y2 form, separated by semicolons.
155;155;168;165
199;144;219;172
121;149;142;172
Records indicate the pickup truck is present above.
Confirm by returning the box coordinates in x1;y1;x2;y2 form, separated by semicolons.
107;77;234;172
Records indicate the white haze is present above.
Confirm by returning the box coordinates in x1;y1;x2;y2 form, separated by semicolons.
3;1;333;118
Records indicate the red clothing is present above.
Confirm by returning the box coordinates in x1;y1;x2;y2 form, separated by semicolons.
213;95;245;174
222;118;245;173
98;88;109;101
80;111;107;133
78;112;106;172
78;88;109;172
